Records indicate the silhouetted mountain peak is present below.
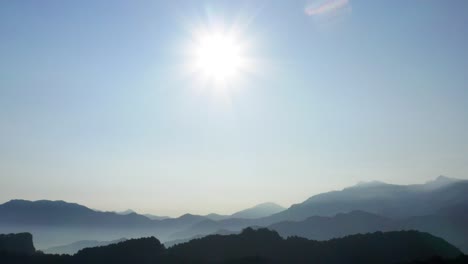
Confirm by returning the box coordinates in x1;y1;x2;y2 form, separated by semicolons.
424;175;460;187
2;199;93;212
178;213;202;220
143;213;170;220
254;202;284;208
113;209;169;220
166;213;208;226
231;202;285;219
353;180;388;188
116;209;136;215
204;213;229;221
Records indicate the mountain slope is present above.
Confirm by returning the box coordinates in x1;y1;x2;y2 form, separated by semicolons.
143;214;170;220
269;210;394;240
165;177;468;252
266;176;468;222
267;208;468;253
0;200;154;227
204;213;229;221
401;203;468;253
230;202;285;219
0;200;210;249
168;228;461;264
43;238;127;255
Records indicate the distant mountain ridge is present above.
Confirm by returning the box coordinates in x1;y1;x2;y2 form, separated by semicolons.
0;200;207;248
143;214;170;220
163;176;468;252
0;199;283;249
269;210;394;240
1;176;467;252
43;238;127;255
0;199;155;227
204;202;285;221
231;202;285;219
265;176;468;222
116;209;170;220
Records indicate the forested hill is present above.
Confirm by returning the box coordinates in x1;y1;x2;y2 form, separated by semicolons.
0;228;463;264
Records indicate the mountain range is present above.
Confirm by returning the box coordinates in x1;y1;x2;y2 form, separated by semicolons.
203;202;285;221
266;175;466;222
163;176;468;251
0;176;467;253
0;199;284;249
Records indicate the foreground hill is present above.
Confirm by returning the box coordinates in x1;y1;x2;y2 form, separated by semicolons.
0;233;35;255
73;237;165;263
405;255;468;264
0;229;462;264
400;203;468;253
168;228;462;264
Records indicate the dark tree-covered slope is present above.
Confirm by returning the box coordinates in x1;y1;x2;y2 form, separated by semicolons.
168;228;461;264
0;229;463;264
0;233;35;255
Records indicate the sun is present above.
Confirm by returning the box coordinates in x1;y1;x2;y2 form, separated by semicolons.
188;28;249;86
183;22;257;100
194;33;243;81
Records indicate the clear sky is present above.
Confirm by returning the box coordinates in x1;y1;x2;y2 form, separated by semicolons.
1;0;467;216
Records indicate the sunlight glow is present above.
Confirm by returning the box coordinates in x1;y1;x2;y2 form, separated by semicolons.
183;19;259;104
194;33;243;81
186;24;254;94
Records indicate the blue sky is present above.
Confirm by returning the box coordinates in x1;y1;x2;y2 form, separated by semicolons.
1;0;467;216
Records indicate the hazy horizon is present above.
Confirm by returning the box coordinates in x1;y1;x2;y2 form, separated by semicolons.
0;175;463;217
1;1;468;217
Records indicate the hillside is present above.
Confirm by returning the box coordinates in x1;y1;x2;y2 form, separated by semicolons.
269;210;394;240
0;230;462;264
265;176;468;222
230;202;285;219
0;233;35;255
168;228;461;264
0;200;154;227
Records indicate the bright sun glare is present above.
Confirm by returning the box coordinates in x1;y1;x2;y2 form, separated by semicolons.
194;34;243;81
188;28;251;88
